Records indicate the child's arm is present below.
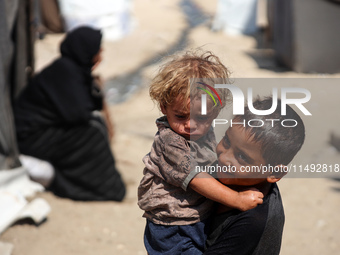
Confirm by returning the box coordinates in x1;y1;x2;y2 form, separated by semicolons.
189;172;263;211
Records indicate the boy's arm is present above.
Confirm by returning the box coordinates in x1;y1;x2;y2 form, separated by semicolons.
189;172;264;211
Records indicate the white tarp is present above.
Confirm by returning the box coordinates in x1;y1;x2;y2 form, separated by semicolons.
212;0;258;35
0;167;50;235
58;0;134;41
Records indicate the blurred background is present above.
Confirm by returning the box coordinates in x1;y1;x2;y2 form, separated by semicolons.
1;0;340;254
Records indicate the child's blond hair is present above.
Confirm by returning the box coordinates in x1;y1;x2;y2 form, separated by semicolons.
150;50;230;111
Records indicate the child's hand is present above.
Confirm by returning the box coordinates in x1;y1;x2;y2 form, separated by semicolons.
236;188;264;211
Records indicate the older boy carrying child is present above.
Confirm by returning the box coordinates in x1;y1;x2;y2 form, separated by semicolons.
138;51;264;255
205;97;305;254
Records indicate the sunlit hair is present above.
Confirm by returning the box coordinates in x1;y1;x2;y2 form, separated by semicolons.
234;97;305;167
150;50;231;111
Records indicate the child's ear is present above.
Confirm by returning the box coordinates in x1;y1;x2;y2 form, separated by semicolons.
267;165;287;183
160;104;167;115
212;109;220;119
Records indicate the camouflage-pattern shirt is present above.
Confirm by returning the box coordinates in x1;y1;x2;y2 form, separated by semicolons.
137;116;217;225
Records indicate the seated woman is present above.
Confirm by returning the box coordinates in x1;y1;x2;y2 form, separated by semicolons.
204;98;305;254
13;26;126;201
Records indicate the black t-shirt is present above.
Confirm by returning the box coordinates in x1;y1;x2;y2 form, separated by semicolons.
204;183;284;255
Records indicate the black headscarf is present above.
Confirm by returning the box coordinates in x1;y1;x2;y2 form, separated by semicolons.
60;26;102;69
14;26;103;132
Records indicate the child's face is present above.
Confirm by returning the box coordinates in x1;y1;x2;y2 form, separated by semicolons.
216;126;268;186
161;96;217;141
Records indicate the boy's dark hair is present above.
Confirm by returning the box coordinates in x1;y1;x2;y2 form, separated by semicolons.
234;97;305;166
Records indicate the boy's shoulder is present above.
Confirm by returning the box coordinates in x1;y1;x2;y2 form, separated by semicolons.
155;116;171;132
153;116;189;152
206;183;284;252
155;116;188;142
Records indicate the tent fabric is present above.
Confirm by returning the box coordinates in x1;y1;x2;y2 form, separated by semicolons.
0;0;20;170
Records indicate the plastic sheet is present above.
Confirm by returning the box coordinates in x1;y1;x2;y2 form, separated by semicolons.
58;0;134;41
212;0;258;35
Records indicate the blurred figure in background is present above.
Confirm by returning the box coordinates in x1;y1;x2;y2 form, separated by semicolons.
13;26;126;201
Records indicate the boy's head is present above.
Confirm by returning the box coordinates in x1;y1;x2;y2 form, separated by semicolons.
217;97;305;185
150;50;230;140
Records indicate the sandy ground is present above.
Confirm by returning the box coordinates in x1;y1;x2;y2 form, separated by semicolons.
2;0;340;254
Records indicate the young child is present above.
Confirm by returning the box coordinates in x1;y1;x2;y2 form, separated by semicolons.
205;97;305;254
137;51;264;255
